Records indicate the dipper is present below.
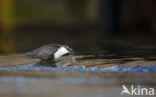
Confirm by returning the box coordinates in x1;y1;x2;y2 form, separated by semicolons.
24;44;74;67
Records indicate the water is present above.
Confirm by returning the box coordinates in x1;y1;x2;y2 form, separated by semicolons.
0;53;156;97
0;62;156;72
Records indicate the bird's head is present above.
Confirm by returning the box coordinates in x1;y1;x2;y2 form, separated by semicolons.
54;44;74;59
62;45;74;56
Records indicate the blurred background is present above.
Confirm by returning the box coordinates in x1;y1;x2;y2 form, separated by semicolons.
0;0;156;54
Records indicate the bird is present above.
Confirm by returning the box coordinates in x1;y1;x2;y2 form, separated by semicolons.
23;44;74;67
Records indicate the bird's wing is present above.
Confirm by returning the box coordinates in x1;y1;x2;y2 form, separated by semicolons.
33;44;59;58
23;44;60;59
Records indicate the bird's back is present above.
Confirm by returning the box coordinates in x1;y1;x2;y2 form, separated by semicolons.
24;44;60;59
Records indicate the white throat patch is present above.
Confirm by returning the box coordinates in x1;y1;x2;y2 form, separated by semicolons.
54;47;69;59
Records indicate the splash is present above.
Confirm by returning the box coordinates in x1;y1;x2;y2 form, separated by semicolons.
69;48;76;65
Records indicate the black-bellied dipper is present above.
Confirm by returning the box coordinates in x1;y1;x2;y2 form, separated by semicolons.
24;44;74;67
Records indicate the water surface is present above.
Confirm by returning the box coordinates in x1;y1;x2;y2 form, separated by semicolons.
0;52;156;97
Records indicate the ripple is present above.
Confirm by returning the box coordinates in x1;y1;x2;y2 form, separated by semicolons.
0;63;156;72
